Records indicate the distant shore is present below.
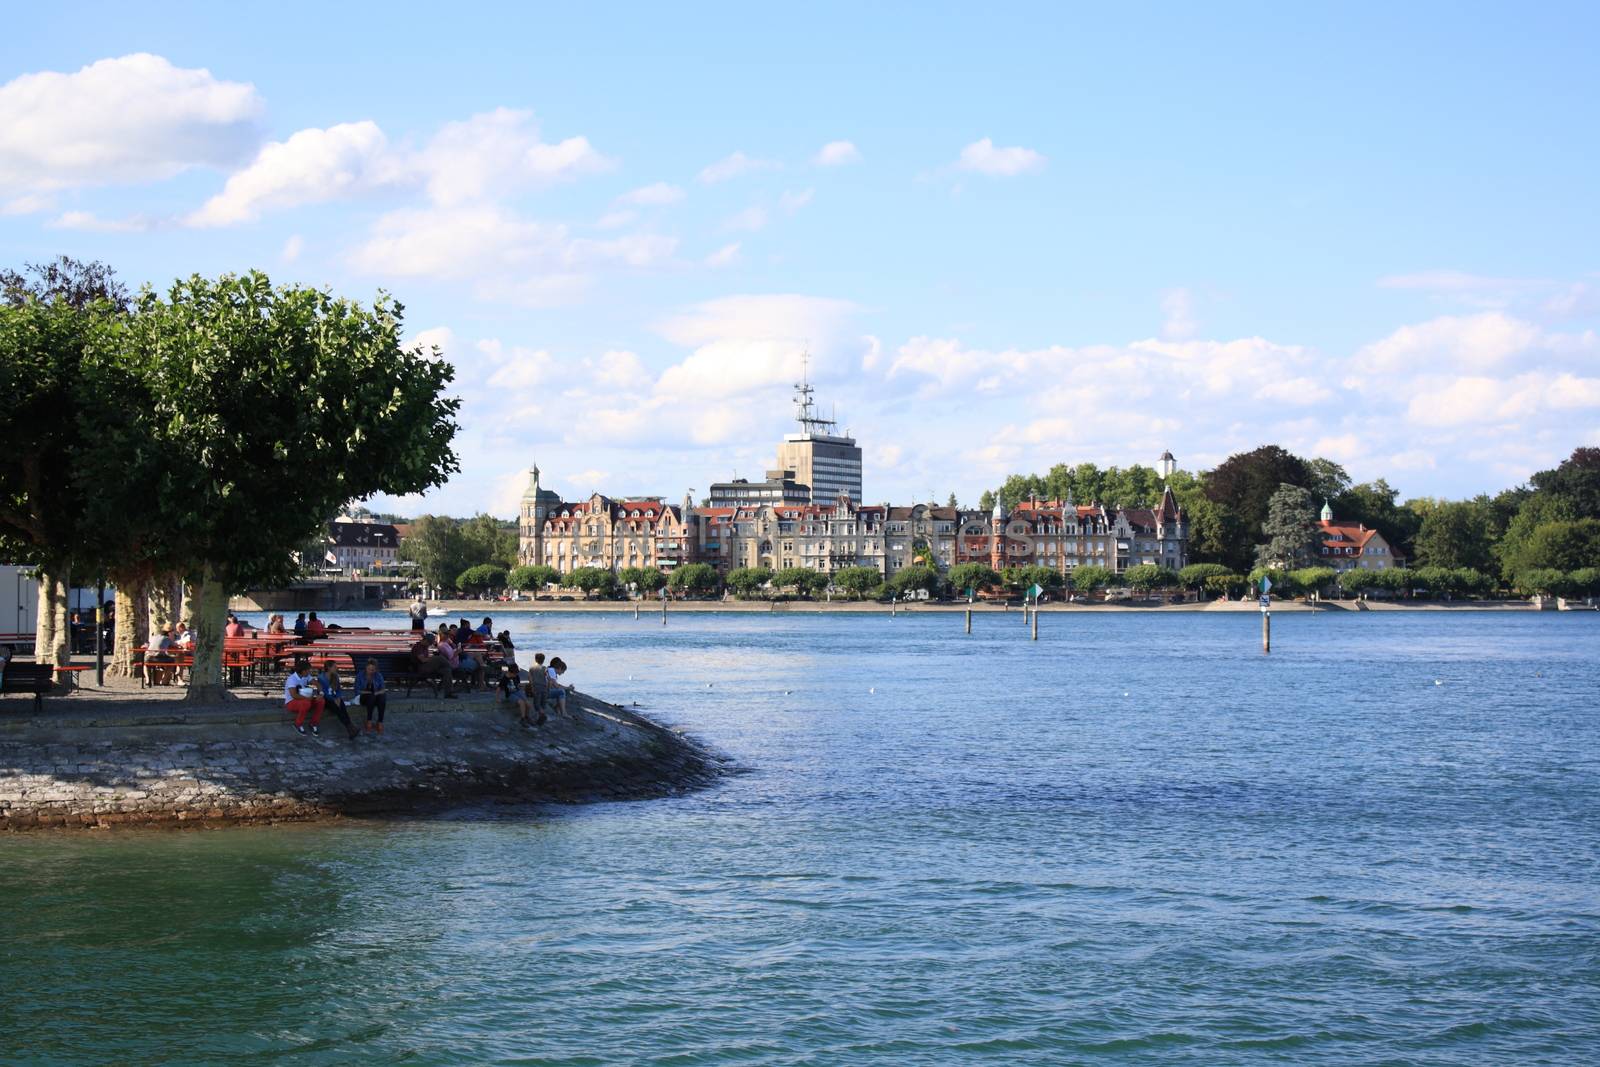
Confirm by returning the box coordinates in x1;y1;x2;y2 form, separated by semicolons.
399;597;1550;615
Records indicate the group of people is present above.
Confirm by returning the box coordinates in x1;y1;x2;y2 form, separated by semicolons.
144;620;196;685
282;656;391;739
497;635;569;730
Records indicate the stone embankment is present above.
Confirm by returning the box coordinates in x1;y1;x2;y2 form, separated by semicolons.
0;689;727;830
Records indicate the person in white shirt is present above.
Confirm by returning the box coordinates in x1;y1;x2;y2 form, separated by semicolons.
547;657;569;716
283;657;325;736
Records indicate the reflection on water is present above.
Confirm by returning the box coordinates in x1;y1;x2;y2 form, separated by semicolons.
4;611;1599;1065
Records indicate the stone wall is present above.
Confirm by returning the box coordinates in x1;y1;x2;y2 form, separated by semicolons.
0;692;726;830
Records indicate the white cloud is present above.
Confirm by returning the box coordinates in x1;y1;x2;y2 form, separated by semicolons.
2;193;54;216
704;242;741;267
724;205;768;232
813;140;861;166
1254;377;1332;405
187;108;609;226
417;107;611;206
47;210;148;232
586;349;652;390
617;181;685;206
0;53;262;193
653;294;859;403
779;188;814;214
595;209;637;229
408;326;455;358
1161;287;1197;340
187;121;397;226
953;137;1045;177
1406;372;1600;427
1353;312;1541;374
281;234;304;263
697;150;779;183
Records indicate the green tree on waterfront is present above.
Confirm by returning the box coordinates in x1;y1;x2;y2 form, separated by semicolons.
1068;564;1116;594
618;566;667;595
947;562;1001;598
668;562;719;597
1412;498;1497;571
1178;563;1232;591
1002;565;1062;596
566;567;619;599
888;564;941;598
773;567;828;598
1124;564;1178;596
1204;445;1314;571
832;566;880;600
0;258;133;666
456;564;507;594
508;563;559;597
1255;484;1321;569
401;516;471;591
82;272;459;700
726;567;772;598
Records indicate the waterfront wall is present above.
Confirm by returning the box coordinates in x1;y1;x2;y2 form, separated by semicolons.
0;692;725;830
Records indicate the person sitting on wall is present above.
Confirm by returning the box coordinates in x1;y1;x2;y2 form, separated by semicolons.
305;611;326;639
356;658;389;731
526;652;549;716
438;626;485;690
317;663;360;740
284;656;325;735
410;632;457;699
546;656;571;716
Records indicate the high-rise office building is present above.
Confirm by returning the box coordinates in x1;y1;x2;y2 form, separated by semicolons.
775;365;862;504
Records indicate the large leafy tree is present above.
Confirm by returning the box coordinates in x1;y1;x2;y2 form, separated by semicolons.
726;566;772;598
1502;518;1600;577
832;566;881;599
889;564;942;597
948;562;1000;597
1529;447;1600;518
668;562;718;596
1255;484;1321;570
1069;564;1117;593
82;272;459;700
1333;479;1422;558
508;563;559;596
460;513;518;569
0;258;132;665
399;515;471;591
1205;445;1312;571
1412;498;1496;571
456;564;508;593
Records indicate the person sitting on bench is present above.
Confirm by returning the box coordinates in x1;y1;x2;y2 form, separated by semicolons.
410;633;457;698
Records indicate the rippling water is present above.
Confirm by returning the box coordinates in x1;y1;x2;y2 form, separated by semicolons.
5;609;1599;1064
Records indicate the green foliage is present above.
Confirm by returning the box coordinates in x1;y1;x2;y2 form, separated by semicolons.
1204;445;1314;572
1515;568;1565;596
1333;479;1422;559
726;566;773;598
455;563;507;592
508;563;558;594
565;566;618;598
1289;566;1337;594
1503;518;1600;577
1337;568;1379;592
668;562;719;596
993;462;1168;510
618;566;667;594
1068;564;1116;592
773;567;828;597
1123;564;1178;593
1412;497;1497;571
1202;573;1246;598
832;566;881;599
1566;567;1600;597
1178;563;1233;589
948;563;1001;596
1255;484;1321;570
1305;458;1351;502
889;564;942;597
1002;565;1063;595
401;515;471;591
459;513;518;570
1529;447;1600;519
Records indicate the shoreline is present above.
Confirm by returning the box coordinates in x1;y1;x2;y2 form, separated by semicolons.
401;598;1548;615
0;687;729;832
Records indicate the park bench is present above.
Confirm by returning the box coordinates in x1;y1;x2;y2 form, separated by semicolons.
2;662;57;713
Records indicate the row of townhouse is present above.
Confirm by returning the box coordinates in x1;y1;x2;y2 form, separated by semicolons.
513;468;1190;580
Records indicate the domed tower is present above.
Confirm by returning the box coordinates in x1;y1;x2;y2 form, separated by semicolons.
519;464;559;566
1159;450;1176;480
990;492;1006;571
1320;499;1334;523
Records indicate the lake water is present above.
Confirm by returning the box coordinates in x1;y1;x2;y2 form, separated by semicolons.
5;609;1599;1064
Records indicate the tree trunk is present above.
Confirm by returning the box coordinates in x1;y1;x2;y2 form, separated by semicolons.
147;574;178;637
33;567;71;667
111;578;150;677
183;565;231;704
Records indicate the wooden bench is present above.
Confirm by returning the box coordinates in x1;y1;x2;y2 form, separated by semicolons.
2;663;57;713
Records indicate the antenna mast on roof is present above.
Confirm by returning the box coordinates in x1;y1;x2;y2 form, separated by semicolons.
793;347;838;435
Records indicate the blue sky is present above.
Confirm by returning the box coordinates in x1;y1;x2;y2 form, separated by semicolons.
4;3;1598;515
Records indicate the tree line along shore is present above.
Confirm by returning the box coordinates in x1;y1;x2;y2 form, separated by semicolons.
5;257;1597;708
